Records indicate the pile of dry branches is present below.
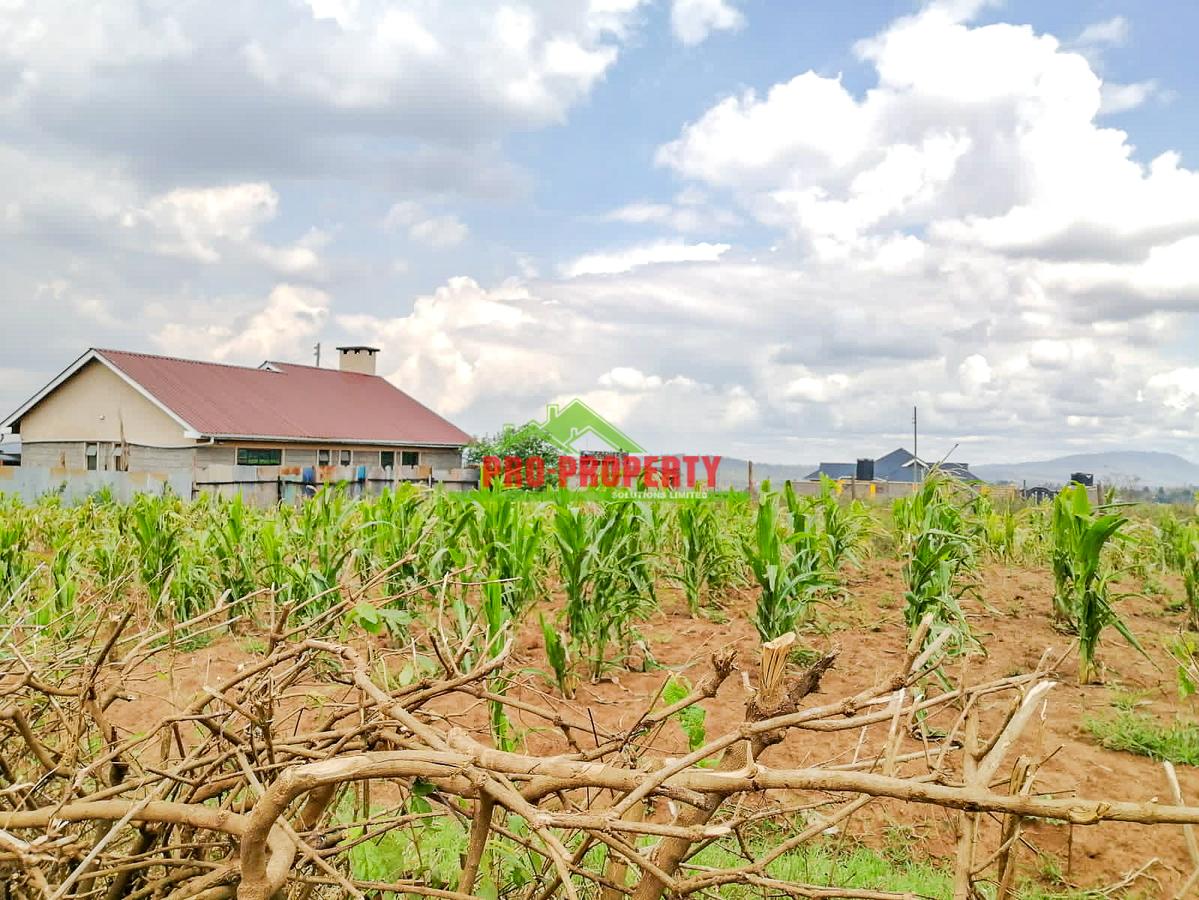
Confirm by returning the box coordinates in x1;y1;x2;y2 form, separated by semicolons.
3;609;1198;900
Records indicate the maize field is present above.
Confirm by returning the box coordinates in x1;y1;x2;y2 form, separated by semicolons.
2;476;1199;898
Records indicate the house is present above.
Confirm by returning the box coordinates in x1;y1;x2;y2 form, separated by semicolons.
805;448;983;483
521;400;645;455
1;346;471;479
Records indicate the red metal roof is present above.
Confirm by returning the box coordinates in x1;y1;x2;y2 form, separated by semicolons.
95;349;472;446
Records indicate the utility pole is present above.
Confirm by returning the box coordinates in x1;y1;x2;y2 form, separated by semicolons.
913;405;920;483
313;343;321;367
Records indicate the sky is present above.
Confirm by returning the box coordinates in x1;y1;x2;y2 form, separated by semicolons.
3;0;1199;464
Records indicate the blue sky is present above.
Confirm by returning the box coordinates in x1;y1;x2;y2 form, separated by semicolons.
4;0;1199;464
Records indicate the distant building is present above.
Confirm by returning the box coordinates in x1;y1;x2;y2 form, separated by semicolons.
805;447;983;483
1022;486;1055;502
1;346;471;479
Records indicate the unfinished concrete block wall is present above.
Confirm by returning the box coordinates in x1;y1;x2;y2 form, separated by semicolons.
283;448;317;466
126;445;196;472
195;445;237;467
420;448;463;469
19;442;84;469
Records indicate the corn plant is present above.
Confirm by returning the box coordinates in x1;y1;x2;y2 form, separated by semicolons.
297;487;356;610
554;498;655;679
1182;526;1199;632
813;475;872;574
672;498;738;615
37;539;80;633
1168;634;1199;697
480;579;515;750
539;613;574;698
969;492;1021;562
208;493;258;608
896;478;977;653
744;484;833;641
170;532;217;621
0;507;35;605
1051;484;1145;683
1159;512;1187;571
357;485;431;596
127;493;182;604
461;485;544;618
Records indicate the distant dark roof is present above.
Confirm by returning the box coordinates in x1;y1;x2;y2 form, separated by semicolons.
336;345;380;353
806;447;984;483
803;463;857;480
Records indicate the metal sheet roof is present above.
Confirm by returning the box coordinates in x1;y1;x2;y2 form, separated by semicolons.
95;349;472;446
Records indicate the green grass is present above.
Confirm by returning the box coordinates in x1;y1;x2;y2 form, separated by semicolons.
688;835;1106;899
1086;710;1199;765
686;837;955;898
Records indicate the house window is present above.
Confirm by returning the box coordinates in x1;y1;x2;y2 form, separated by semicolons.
317;449;330;466
237;448;282;466
85;443;98;471
380;451;395;469
339;449;352;466
401;450;419;467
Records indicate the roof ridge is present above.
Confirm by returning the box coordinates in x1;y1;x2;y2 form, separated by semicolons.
268;360;379;376
95;348;278;374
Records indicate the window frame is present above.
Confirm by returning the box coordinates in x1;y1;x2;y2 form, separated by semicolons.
380;451;395;469
401;450;419;468
236;447;283;466
317;448;330;466
339;449;352;466
85;443;98;471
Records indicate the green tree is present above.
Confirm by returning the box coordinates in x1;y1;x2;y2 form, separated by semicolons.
465;424;562;488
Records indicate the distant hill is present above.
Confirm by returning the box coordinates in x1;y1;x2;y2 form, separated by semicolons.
973;451;1199;488
664;456;814;490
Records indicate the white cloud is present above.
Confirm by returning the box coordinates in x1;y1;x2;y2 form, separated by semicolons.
1073;16;1129;49
670;0;745;46
562;239;730;276
129;183;278;263
598;367;664;390
602;195;741;232
1099;80;1158;115
659;2;1199;274
384;201;469;249
338;276;556;416
153;284;330;364
236;2;641;121
409;215;469;249
783;370;851;404
1147;368;1199;413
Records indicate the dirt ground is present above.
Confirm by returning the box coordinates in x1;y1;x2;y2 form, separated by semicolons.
105;559;1199;897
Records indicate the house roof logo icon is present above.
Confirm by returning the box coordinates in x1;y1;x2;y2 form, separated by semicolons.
525;400;645;454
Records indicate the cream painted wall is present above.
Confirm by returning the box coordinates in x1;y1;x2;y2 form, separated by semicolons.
19;360;192;447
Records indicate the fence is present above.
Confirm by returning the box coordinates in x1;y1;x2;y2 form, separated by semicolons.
0;465;194;503
0;464;480;505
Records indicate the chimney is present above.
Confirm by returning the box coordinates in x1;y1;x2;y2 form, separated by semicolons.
336;346;379;376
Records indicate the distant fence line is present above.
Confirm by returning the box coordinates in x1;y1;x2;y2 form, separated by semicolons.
0;464;478;505
0;465;1092;506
